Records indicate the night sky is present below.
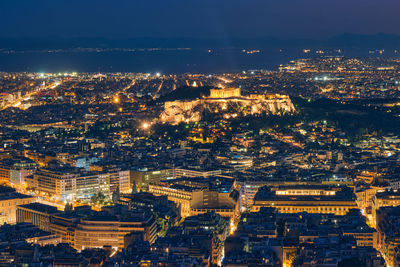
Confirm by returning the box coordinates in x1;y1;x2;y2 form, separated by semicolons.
1;0;399;39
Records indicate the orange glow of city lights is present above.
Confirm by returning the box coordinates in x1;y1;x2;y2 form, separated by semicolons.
142;122;150;129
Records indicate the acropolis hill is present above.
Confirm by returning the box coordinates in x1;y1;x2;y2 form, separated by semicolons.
160;87;295;124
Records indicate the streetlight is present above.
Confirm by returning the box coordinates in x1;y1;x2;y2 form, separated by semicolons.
142;122;150;130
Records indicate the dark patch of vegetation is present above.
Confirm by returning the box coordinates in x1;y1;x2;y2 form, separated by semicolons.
152;123;191;140
293;97;400;137
85;121;128;139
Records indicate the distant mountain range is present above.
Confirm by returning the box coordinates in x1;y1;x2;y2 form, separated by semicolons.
1;34;400;50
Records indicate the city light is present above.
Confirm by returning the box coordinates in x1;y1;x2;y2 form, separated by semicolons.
0;30;398;267
142;122;150;129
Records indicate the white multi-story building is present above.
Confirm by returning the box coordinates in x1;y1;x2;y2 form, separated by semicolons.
25;165;130;201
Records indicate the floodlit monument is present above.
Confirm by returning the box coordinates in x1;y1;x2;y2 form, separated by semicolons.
160;87;295;124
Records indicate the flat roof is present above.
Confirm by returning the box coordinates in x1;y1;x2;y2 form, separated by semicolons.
18;202;59;214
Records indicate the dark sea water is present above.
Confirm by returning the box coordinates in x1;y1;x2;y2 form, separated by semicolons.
0;48;393;74
0;49;308;74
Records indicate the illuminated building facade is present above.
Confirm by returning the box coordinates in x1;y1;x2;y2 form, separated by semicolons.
0;186;36;224
355;185;386;212
173;168;222;178
17;203;60;232
17;202;158;251
74;213;158;250
0;158;37;186
25;165;130;201
237;180;269;212
371;190;400;226
148;177;239;220
131;168;223;192
49;212;79;245
130;168;174;192
209;87;241;98
148;183;193;218
238;180;354;212
252;185;357;215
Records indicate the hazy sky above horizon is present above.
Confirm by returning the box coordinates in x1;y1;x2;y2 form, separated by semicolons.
1;0;399;39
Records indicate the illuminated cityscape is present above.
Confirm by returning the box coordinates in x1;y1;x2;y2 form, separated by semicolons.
1;0;400;266
1;58;400;266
